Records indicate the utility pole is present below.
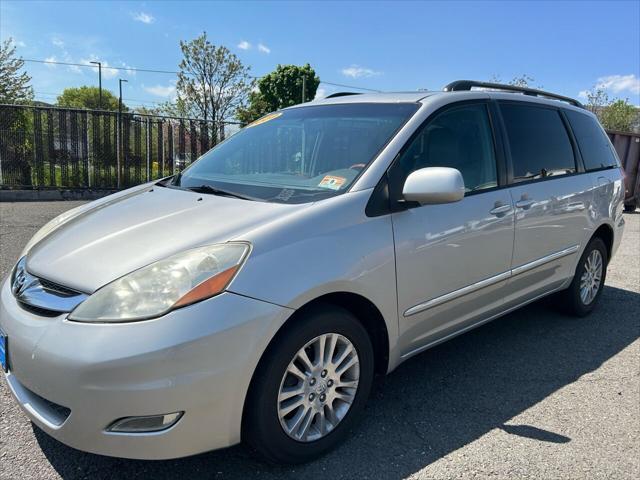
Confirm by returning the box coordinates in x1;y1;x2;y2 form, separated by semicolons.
302;76;306;103
117;78;128;189
90;61;102;109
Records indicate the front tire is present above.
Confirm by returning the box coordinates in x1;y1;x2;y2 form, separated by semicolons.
244;304;374;464
558;237;608;317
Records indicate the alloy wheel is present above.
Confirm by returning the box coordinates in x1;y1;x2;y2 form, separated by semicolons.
579;249;603;305
277;333;360;442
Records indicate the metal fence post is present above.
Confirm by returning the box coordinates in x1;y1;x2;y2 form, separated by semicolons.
116;111;121;189
146;118;151;182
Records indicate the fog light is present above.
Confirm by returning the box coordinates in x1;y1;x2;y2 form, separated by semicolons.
107;412;183;433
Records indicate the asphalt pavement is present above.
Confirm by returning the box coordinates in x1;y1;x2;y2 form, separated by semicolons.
1;201;638;479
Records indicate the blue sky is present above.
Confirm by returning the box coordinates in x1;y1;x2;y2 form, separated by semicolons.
1;0;639;109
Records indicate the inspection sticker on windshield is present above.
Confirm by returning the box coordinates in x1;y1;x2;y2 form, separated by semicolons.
318;175;347;190
247;112;282;128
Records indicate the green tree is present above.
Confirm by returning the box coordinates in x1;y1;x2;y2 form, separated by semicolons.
0;38;34;185
0;38;33;103
176;32;252;141
600;99;637;132
57;86;126;111
238;64;320;124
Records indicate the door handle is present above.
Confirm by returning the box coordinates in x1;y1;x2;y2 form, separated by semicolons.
515;199;535;209
489;204;513;216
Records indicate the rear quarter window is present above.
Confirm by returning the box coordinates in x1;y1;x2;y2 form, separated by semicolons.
565;110;619;170
500;103;576;183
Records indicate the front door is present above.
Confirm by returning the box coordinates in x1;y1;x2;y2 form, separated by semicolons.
390;102;515;357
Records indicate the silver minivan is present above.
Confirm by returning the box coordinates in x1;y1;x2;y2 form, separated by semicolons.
0;81;626;463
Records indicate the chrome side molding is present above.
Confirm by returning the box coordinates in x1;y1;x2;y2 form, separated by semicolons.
404;271;511;317
404;244;580;317
510;244;580;276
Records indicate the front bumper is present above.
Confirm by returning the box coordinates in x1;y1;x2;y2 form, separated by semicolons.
0;279;293;459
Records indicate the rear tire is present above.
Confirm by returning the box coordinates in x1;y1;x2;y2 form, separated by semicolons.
557;237;608;317
244;304;374;464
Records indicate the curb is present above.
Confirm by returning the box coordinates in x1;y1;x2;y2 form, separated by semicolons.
0;189;117;202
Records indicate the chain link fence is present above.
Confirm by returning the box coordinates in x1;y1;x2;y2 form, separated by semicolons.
0;104;241;189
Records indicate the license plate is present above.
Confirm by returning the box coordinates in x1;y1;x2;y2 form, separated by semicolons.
0;329;7;372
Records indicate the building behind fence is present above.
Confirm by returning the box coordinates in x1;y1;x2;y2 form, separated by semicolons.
0;104;241;189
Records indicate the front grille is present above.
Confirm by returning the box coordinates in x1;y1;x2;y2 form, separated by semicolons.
35;392;72;421
38;278;83;297
17;301;61;317
11;376;72;426
13;268;88;315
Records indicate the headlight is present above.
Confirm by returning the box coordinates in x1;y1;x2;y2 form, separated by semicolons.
68;243;250;323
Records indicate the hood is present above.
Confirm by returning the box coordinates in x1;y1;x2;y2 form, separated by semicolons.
26;186;305;293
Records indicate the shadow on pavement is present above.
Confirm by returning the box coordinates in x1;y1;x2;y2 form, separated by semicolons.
34;285;640;479
499;424;570;444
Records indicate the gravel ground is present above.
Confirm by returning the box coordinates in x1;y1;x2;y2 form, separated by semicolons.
0;201;638;480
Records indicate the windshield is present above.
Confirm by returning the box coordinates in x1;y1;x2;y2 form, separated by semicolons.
171;103;419;203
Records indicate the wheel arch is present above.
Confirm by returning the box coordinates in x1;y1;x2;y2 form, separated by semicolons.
591;223;614;262
240;291;390;438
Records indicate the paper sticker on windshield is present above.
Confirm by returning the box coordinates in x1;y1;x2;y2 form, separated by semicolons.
318;175;347;190
247;112;282;128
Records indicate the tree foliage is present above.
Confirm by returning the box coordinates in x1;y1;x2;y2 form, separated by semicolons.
582;86;638;132
0;38;33;104
57;86;125;111
175;32;252;140
583;87;610;115
600;99;637;132
489;74;541;89
237;64;320;124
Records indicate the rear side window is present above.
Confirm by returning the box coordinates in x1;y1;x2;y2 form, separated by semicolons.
500;103;576;182
565;110;619;170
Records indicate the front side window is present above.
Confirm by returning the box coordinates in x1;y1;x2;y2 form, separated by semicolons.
171;103;419;203
565;110;619;170
396;103;498;192
500;103;576;182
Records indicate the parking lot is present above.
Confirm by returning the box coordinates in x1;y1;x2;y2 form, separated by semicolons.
0;201;638;480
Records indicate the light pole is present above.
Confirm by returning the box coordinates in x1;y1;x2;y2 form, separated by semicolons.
118;78;127;114
117;79;128;188
90;61;102;109
302;76;306;103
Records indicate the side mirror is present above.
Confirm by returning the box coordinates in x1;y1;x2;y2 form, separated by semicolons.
402;167;465;205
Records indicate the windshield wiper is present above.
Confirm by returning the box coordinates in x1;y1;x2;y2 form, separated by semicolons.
185;184;252;200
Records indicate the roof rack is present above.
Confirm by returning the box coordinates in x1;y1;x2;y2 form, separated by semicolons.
443;80;584;108
325;92;362;99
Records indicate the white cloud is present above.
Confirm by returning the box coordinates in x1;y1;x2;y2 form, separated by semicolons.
341;65;381;79
257;43;270;54
144;84;176;98
132;12;155;24
314;87;327;100
44;56;57;68
595;74;640;95
578;90;590;99
238;40;251;50
51;36;64;48
13;39;26;48
119;62;136;77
